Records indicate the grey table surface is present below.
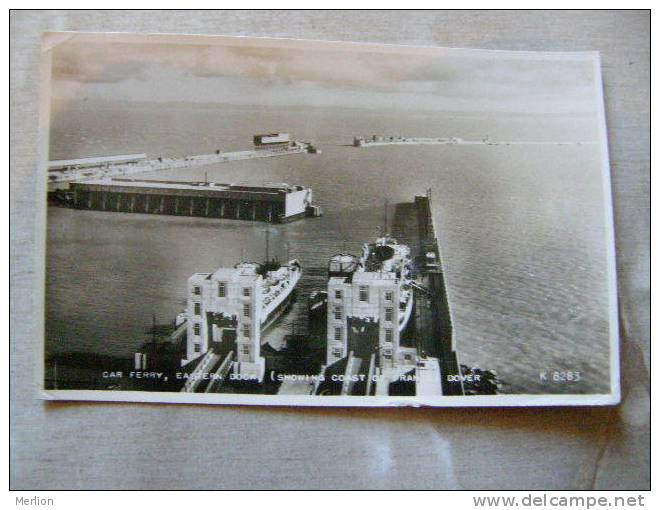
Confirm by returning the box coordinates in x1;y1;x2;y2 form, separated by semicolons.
10;10;649;490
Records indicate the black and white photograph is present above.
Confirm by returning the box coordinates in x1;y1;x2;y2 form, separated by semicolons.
10;8;652;494
40;31;619;406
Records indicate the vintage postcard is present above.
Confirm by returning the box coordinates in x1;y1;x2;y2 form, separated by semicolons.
38;32;619;406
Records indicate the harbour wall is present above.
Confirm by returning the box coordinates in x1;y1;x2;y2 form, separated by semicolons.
355;136;463;147
48;145;311;190
414;193;464;396
354;136;596;148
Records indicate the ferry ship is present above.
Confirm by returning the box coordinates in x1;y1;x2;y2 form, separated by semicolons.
359;236;414;333
242;259;302;330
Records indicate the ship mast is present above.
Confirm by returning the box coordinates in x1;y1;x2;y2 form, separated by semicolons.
152;313;157;349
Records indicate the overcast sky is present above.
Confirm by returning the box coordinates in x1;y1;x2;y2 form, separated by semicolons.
48;33;600;114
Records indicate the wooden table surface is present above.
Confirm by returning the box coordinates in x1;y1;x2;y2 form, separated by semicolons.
9;10;650;489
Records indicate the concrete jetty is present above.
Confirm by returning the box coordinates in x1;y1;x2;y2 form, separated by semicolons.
413;191;464;396
48;135;318;190
69;178;320;223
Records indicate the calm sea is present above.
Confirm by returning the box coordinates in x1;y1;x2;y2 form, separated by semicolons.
46;101;611;394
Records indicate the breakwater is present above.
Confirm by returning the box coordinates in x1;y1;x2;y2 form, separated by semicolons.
413;191;464;396
48;143;316;190
353;135;597;147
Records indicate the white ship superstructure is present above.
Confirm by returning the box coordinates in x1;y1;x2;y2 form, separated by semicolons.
360;237;414;333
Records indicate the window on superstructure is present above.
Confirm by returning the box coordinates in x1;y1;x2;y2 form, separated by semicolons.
385;328;393;343
385;307;394;322
193;285;201;296
241;345;250;355
385;290;394;301
334;327;342;341
243;303;251;318
218;282;226;298
332;348;342;358
243;287;251;297
194;343;201;353
242;324;251;338
194;302;201;316
333;307;342;320
335;290;342;300
383;349;392;359
359;286;369;302
193;324;201;336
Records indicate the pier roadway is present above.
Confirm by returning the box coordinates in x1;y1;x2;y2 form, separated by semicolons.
412;275;463;397
413;193;464;396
